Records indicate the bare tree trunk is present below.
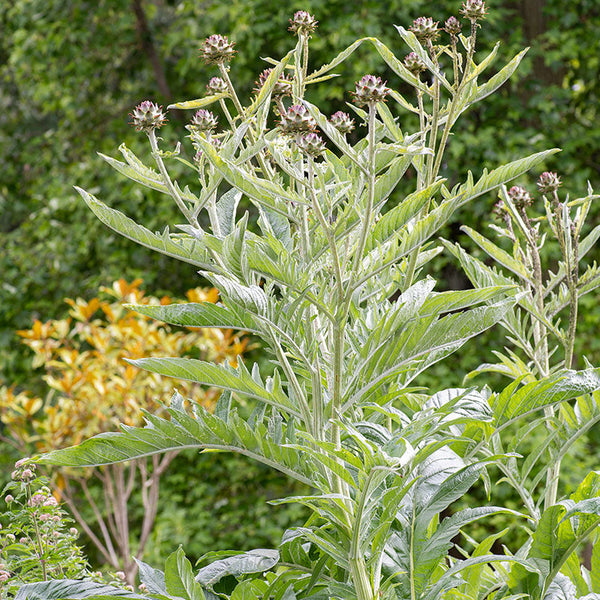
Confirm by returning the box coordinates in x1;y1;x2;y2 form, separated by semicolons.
520;0;564;86
131;0;172;100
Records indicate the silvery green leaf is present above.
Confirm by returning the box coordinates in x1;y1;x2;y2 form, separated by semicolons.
37;399;311;484
134;558;167;595
195;549;279;586
75;187;213;269
168;94;228;110
15;580;146;600
166;547;206;600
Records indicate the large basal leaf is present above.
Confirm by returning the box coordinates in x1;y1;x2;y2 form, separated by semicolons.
195;549;279;587
384;448;493;599
15;580;147;600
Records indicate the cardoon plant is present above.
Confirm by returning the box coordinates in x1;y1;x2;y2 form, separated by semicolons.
14;5;600;600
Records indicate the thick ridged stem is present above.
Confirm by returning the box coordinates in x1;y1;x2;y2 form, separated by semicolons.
218;63;274;178
519;206;559;509
218;63;245;118
148;130;197;227
416;89;426;190
346;103;377;303
425;39;440;186
308;158;344;302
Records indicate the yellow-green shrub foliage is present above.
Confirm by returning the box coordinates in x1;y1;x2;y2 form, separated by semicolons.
1;278;248;451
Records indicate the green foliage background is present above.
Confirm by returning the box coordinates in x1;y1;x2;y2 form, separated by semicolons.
1;0;599;568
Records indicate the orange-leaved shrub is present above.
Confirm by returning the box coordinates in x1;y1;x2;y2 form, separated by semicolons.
0;279;248;581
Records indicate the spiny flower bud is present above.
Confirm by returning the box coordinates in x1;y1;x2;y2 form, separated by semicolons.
192;136;223;164
460;0;488;21
508;185;533;209
297;132;326;156
253;68;293;98
444;16;462;36
129;101;167;133
190;109;218;132
288;11;318;35
330;111;355;134
201;34;236;65
409;17;440;42
537;171;562;194
279;104;316;135
206;77;228;96
353;75;390;106
404;52;426;75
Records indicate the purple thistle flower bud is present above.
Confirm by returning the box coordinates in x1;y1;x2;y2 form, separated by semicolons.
409;17;440;42
460;0;488;22
404;52;427;75
537;171;562;194
353;75;390;106
4;495;13;504
288;11;318;35
129;101;167;133
297;132;326;156
279;104;316;135
200;34;236;65
190;109;218;132
253;68;293;98
444;16;462;36
330;111;355;134
206;77;229;96
508;185;533;209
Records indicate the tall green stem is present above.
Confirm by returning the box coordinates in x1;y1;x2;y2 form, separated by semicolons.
521;208;559;509
148;130;196;227
346;103;377;305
